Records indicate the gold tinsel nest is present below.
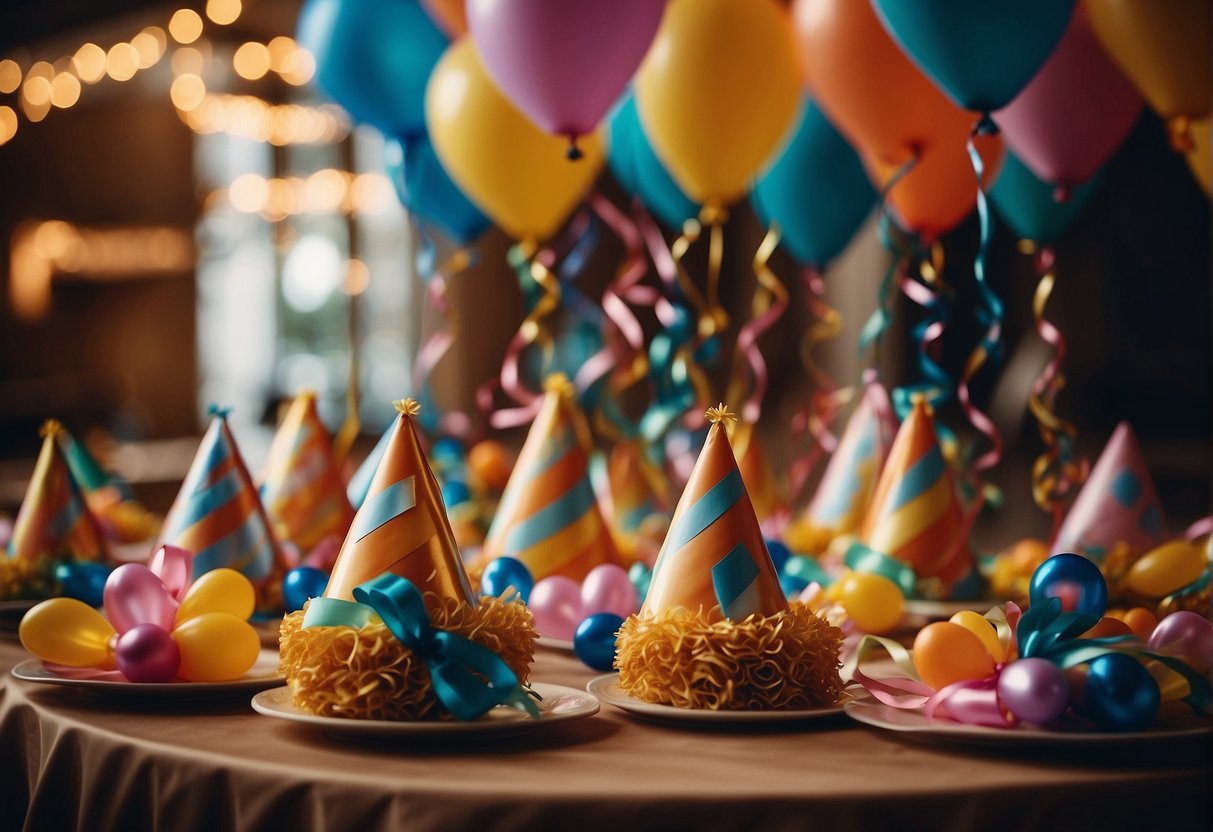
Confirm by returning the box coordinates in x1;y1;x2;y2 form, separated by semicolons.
615;603;844;711
279;593;535;721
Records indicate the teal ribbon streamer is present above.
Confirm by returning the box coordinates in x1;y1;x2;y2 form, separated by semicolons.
856;157;917;368
843;541;917;597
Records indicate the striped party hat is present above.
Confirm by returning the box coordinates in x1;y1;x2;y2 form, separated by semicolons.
1052;421;1166;560
729;421;786;525
481;374;619;582
55;426;156;544
641;405;787;620
857;397;972;591
346;421;393;510
324;398;475;606
603;440;670;566
159;407;286;586
260;390;355;552
7;420;108;564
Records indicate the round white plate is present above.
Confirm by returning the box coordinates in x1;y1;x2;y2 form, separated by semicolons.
11;649;283;696
535;635;575;652
587;674;848;724
844;694;1213;747
252;682;599;740
903;599;994;619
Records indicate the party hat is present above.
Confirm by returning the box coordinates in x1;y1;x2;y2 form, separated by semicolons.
602;440;670;567
641;404;787;620
481;374;619;582
260;390;356;552
7;420;108;563
323;398;476;605
159;407;286;585
1052;422;1166;559
729;421;785;524
346;422;393;510
857;397;972;591
791;379;899;552
54;426;157;544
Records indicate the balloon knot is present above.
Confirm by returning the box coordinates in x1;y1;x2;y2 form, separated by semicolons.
394;398;422;417
698;203;729;226
39;418;63;439
207;403;233;420
543;372;575;399
1052;185;1071;203
975;114;998;136
705;403;738;426
565;135;584;162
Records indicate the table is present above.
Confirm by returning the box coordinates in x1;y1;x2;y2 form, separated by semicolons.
1;636;1209;832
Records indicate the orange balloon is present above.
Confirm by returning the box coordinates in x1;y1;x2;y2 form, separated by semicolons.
468;440;514;492
1085;617;1134;640
913;622;996;691
420;0;468;37
1119;607;1160;642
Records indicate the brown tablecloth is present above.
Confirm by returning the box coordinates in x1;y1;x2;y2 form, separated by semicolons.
1;636;1209;832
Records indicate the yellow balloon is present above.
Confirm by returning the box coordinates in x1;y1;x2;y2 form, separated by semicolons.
425;39;604;243
171;613;260;682
1185;118;1211;196
1125;539;1207;598
949;610;1007;663
1087;0;1211;121
634;0;800;207
838;572;904;634
175;568;255;625
19;598;116;667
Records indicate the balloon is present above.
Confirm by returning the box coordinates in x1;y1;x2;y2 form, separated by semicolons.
1081;653;1160;732
148;544;192;602
1085;617;1133;640
780;573;810;598
175;568;255;625
1086;0;1211;122
426;39;604;242
764;540;792;575
607;94;698;230
793;0;976;165
839;572;904;634
989;153;1101;244
574;612;625;671
1117;608;1159;642
420;0;468;37
913;622;996;691
628;561;653;602
441;480;471;508
1148;611;1213;672
751;103;875;266
297;0;448;137
172;613;261;682
997;658;1069;724
480;557;535;603
104;563;177;634
431;436;464;462
467;0;665;147
19;598;116;667
634;0;801;206
115;623;180;683
468;440;514;491
994;13;1141;189
1029;553;1108;618
1186;119;1211;196
283;566;330;613
580;564;638;617
870;0;1077;113
950;610;1008;662
54;561;110;608
385;135;489;246
528;576;584;640
1124;540;1207;598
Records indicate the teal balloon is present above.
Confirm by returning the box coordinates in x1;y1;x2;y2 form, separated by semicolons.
386;136;489;246
751;103;874;266
297;0;447;137
607;95;698;229
871;0;1076;113
990;153;1101;245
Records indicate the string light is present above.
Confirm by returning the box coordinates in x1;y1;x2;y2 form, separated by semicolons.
106;43;140;81
206;0;243;26
50;73;81;108
170;73;206;111
169;9;204;44
221;170;394;219
72;44;106;83
233;42;270;80
0;106;17;145
0;59;21;93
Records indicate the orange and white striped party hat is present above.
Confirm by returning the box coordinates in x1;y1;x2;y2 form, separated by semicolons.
260;390;355;552
481;374;619;582
729;421;786;524
159;407;287;585
857;397;972;590
642;405;787;620
7;420;108;564
324;398;476;606
602;440;670;567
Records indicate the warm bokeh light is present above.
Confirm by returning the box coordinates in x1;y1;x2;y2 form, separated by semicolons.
178;93;349;146
106;43;140;81
170;73;206;112
131;31;164;69
0;106;17;145
229;173;270;213
72;44;107;83
343;259;370;296
280;49;316;86
21;75;52;107
306;168;348;213
50;73;81;108
0;59;21;94
267;37;296;70
233;42;270;80
20;97;50;123
206;0;243;26
170;46;205;76
349;174;395;214
27;61;54;81
169;9;204;44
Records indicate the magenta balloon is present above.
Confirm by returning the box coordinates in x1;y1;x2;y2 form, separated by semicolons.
994;12;1141;188
115;623;181;683
148;544;193;603
467;0;666;139
1148;611;1213;672
104;563;178;634
580;564;639;617
997;658;1071;724
528;576;584;641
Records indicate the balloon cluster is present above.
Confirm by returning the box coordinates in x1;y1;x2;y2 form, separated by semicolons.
19;546;261;683
778;542;907;635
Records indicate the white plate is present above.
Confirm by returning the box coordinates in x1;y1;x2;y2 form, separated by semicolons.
252;682;600;740
903;599;994;619
11;649;283;696
587;674;848;724
535;635;575;652
844;694;1213;747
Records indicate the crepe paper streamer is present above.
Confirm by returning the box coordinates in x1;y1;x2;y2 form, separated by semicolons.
723;227;789;424
412;236;477;440
305;573;538;721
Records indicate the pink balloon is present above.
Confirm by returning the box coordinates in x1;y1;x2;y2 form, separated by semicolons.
994;11;1141;189
528;576;584;640
104;564;178;634
1148;611;1213;672
581;564;639;617
467;0;666;143
148;545;193;603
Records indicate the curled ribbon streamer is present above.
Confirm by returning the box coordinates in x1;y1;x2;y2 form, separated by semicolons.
856;155;918;371
725;226;788;423
893;242;955;418
413;244;476;439
550;207;603;327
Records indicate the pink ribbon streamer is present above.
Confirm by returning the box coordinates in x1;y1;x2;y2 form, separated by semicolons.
733;229;789;424
412;251;475;439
